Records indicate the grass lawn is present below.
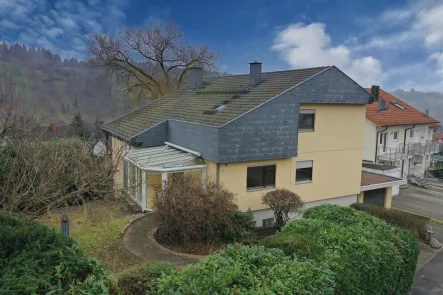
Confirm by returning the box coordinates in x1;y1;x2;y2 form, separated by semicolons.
38;198;143;274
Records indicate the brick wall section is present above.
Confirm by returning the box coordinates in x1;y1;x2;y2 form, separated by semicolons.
135;120;169;147
168;120;219;162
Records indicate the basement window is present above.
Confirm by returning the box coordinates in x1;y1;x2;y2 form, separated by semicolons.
390;101;407;110
247;165;276;190
296;160;313;183
262;218;275;227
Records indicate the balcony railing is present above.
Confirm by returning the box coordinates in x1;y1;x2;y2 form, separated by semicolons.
377;141;442;163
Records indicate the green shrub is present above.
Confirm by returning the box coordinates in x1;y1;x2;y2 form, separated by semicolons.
117;262;174;295
295;204;419;295
261;232;325;259
0;211;117;295
351;203;429;240
156;244;335;295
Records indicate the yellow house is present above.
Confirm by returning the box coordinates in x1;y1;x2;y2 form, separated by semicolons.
103;63;400;226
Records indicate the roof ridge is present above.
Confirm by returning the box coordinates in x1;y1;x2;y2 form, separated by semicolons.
205;66;332;80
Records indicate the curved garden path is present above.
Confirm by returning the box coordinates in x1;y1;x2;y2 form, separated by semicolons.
123;213;201;267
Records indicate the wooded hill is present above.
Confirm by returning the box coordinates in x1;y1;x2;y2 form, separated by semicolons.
0;42;138;124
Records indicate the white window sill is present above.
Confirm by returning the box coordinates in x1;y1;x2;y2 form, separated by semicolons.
295;180;312;185
246;186;276;192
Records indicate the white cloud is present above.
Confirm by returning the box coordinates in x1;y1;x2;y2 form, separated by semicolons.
272;23;385;86
2;0;128;59
414;4;443;48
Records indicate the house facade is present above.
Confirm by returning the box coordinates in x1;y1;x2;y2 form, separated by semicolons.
103;63;403;226
363;87;440;187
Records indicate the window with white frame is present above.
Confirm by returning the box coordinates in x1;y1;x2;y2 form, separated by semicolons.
393;131;398;140
298;110;315;131
296;160;313;183
410;129;414;138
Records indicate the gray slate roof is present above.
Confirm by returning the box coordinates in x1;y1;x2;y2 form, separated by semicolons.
103;66;330;139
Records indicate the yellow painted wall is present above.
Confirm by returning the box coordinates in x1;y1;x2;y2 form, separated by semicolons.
146;173;162;208
112;137;132;192
212;104;366;211
384;187;392;209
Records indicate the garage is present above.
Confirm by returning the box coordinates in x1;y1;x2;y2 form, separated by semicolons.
363;188;386;207
360;171;407;208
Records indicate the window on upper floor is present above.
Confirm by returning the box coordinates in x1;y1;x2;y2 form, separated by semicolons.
296;160;313;183
390;101;407;110
247;165;276;190
410;129;414;138
299;110;315;132
393;131;398;140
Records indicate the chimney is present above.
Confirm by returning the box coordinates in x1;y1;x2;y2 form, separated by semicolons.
50;123;56;134
249;61;262;86
189;67;203;89
371;85;380;101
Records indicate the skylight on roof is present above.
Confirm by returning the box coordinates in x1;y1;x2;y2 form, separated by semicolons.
390;101;406;110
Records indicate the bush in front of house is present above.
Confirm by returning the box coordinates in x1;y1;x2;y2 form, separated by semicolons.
155;244;335;295
350;202;430;240
153;174;255;244
0;210;117;295
117;262;175;295
294;204;419;295
261;231;326;259
262;188;304;229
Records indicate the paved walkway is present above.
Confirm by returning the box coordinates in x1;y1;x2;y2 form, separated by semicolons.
123;213;200;267
412;248;443;294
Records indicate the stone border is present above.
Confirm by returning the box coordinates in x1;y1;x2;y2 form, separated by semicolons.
120;213;149;237
151;228;206;260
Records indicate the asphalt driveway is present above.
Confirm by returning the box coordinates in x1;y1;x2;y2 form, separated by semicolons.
393;180;443;220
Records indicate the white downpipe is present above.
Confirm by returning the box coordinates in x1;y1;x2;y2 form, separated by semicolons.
202;167;207;191
142;171;147;212
162;172;168;191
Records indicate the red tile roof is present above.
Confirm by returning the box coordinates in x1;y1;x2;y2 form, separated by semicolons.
429;123;441;129
434;131;443;141
361;171;399;186
365;88;439;127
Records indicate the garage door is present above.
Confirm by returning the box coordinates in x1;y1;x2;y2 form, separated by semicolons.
364;188;386;207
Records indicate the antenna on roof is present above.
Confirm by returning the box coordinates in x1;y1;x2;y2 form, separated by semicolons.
425;108;429;116
378;98;389;112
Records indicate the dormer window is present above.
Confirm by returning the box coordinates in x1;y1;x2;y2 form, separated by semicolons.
390;101;406;110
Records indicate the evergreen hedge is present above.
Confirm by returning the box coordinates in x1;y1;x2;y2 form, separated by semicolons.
284;205;419;295
351;203;429;240
156;244;335;294
0;211;117;295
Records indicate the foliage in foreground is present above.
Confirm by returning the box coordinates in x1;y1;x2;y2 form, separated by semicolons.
117;262;174;295
262;188;304;229
153;174;255;244
156;244;335;295
0;138;115;216
351;202;429;240
277;205;419;295
0;210;117;295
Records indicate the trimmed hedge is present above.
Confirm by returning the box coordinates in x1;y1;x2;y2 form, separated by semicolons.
293;205;419;295
351;203;429;240
117;262;174;295
261;232;326;260
156;244;335;294
0;211;117;295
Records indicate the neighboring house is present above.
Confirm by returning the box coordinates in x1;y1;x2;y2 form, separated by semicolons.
102;63;403;226
363;86;441;190
433;130;443;142
92;140;106;156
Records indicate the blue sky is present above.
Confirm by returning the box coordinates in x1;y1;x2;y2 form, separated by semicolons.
1;0;443;91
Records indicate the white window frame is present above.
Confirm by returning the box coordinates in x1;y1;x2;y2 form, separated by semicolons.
393;131;398;141
298;110;316;132
296;160;313;184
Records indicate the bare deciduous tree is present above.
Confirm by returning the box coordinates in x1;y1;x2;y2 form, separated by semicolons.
0;78;39;140
262;188;304;230
88;22;218;101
